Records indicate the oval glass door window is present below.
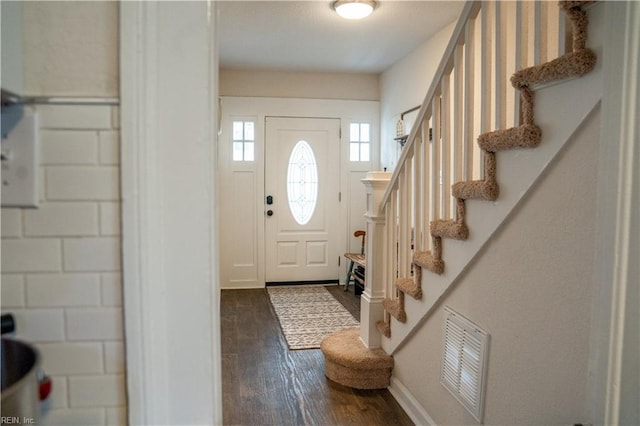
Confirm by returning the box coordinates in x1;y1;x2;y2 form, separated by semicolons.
287;140;318;225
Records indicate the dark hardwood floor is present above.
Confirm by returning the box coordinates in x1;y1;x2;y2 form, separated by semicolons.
221;284;414;426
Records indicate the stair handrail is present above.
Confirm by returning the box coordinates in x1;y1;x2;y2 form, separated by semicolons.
379;0;480;213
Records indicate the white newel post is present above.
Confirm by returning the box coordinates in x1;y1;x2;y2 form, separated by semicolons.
360;171;392;348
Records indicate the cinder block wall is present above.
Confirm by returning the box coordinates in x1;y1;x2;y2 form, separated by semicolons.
1;104;126;425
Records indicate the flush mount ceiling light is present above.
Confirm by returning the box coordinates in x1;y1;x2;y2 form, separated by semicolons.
332;0;377;20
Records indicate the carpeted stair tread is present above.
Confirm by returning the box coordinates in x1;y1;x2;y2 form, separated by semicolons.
452;151;499;201
413;250;444;275
376;320;391;338
477;124;541;152
321;327;393;389
511;49;596;89
395;277;422;299
321;328;393;369
452;179;499;201
382;298;406;322
430;219;469;240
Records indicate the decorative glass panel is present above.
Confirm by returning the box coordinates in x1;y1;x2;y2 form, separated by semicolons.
233;122;244;140
244;142;254;161
233;142;244;161
287;140;318;225
350;123;360;141
360;123;370;142
350;143;360;162
244;122;254;140
360;143;370;161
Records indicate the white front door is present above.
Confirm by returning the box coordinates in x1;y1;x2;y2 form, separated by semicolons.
265;117;341;284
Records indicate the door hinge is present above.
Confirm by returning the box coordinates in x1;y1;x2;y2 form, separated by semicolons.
338;256;341;267
339;191;342;202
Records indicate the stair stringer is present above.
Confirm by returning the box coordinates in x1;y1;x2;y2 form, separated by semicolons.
381;61;603;355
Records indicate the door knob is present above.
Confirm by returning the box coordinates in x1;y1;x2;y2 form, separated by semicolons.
266;210;274;217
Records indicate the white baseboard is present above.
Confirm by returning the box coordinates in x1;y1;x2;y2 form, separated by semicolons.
388;376;437;426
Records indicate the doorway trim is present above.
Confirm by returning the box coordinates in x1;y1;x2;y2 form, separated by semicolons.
120;2;221;424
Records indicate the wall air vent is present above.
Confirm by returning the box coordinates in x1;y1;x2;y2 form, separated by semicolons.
441;306;490;422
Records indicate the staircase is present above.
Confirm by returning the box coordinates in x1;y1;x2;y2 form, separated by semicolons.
321;0;599;389
377;0;598;347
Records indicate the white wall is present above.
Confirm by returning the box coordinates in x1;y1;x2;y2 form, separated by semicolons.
392;108;601;425
220;69;379;101
1;3;124;424
379;22;455;172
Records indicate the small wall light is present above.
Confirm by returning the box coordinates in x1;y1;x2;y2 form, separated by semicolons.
332;0;377;20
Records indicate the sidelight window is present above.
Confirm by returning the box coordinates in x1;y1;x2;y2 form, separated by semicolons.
349;122;370;162
232;120;255;161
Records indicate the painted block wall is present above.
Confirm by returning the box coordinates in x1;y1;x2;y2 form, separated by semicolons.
1;104;126;426
22;1;118;97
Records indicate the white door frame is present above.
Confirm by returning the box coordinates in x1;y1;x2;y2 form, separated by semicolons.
119;2;221;424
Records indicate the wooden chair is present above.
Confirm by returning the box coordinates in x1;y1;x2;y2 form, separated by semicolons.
344;230;366;293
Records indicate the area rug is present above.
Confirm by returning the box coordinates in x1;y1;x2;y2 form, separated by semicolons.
267;286;359;350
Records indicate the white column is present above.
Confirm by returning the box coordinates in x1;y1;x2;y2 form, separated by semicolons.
360;171;392;348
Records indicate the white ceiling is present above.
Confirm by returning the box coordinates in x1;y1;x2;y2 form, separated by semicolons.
218;1;464;74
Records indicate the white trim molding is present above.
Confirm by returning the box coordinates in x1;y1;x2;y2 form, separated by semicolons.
389;377;437;426
591;1;640;424
602;2;640;424
120;2;221;424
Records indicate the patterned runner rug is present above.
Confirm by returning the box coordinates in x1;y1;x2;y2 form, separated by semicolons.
267;286;359;350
